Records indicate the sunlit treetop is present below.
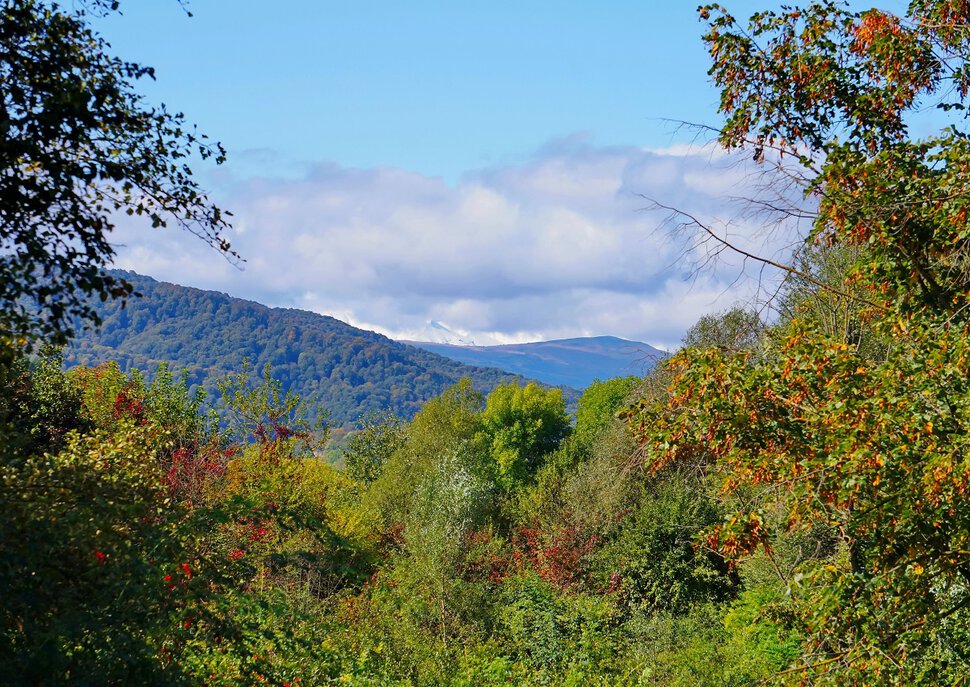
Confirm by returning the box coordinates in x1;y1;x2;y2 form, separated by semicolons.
701;1;970;321
702;1;965;157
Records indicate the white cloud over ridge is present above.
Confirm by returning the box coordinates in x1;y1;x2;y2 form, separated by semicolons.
110;138;808;350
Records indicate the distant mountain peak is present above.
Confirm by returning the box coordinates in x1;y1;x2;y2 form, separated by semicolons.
402;335;667;389
417;320;478;346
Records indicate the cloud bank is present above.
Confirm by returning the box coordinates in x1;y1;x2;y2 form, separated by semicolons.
110;137;806;350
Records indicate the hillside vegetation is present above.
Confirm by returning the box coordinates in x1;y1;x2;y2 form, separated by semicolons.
5;2;970;685
64;272;559;428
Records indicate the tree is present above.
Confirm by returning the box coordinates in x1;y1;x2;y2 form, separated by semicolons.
627;3;970;684
480;382;571;492
365;378;486;525
572;376;639;456
680;306;763;353
596;475;738;616
343;411;406;484
776;243;889;361
703;0;970;320
0;423;192;682
0;0;234;347
0;347;90;461
0;357;359;684
217;361;328;458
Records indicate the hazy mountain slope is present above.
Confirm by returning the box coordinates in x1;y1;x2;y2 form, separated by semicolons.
64;272;562;427
401;336;665;389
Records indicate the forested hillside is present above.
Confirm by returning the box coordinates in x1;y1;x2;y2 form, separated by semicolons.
64;271;557;427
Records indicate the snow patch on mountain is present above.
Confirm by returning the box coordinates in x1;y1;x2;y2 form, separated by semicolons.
411;321;502;346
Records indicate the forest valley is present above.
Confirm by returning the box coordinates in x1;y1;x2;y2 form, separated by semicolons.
5;1;970;685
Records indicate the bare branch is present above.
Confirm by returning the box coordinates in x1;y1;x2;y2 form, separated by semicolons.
642;197;888;313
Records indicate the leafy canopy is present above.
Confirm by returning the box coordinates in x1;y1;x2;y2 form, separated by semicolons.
0;0;234;346
627;3;970;684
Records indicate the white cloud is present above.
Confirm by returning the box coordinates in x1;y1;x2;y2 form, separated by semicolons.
109;138;809;351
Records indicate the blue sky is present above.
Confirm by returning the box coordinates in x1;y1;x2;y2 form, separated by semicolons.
99;1;771;179
98;2;811;348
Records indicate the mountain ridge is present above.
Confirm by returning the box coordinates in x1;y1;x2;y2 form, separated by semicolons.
401;335;665;389
64;271;574;428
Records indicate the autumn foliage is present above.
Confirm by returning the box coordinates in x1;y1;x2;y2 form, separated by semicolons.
623;3;970;684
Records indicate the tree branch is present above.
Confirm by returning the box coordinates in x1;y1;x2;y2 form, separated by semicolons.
642;197;888;312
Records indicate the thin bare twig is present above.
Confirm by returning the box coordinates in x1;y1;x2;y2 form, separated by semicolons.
642;197;888;312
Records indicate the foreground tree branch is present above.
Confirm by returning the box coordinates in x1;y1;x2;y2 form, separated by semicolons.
0;0;237;347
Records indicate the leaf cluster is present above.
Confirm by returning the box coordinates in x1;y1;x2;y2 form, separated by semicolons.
0;1;233;346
